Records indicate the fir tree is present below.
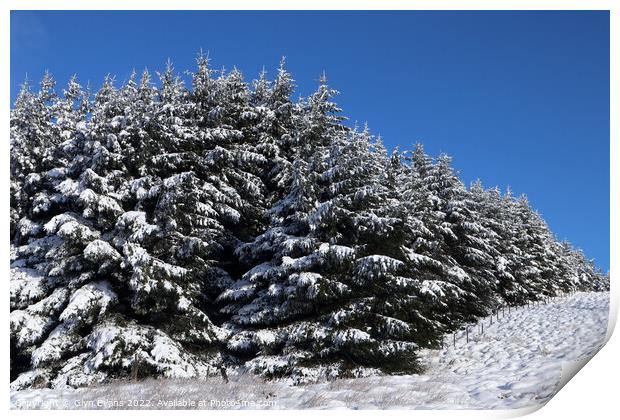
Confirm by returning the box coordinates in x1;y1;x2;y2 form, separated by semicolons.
10;58;608;389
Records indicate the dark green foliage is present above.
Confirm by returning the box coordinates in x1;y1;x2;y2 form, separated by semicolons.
10;58;608;389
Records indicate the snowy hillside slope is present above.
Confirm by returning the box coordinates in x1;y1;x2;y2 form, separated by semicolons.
11;291;609;410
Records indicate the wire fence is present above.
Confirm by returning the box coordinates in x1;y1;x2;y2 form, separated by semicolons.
442;288;582;350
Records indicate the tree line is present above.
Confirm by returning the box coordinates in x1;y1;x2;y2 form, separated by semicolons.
10;56;608;389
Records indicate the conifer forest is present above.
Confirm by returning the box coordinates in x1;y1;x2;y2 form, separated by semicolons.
9;57;609;390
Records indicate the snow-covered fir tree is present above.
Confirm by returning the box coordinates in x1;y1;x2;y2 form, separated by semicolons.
10;57;609;390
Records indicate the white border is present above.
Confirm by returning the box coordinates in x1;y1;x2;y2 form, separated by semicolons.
0;0;618;11
3;2;616;420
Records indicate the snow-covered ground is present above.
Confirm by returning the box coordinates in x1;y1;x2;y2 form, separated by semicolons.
10;291;609;410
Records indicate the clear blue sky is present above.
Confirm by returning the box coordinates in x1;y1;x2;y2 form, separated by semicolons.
10;10;609;271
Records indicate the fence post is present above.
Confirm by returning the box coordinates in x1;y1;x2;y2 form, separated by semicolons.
466;326;469;343
453;333;456;349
